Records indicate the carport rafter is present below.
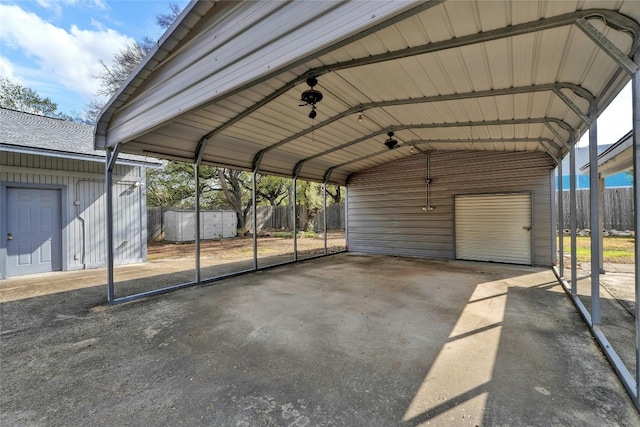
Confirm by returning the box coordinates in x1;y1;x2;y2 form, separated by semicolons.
250;82;594;166
326;9;640;74
194;9;636;165
189;0;447;162
292;118;571;177
576;17;639;76
323;137;562;180
544;122;571;148
552;89;592;125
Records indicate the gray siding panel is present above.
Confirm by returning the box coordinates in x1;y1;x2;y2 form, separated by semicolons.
347;151;554;266
1;152;146;277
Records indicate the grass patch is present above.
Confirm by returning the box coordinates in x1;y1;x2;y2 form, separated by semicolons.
562;236;635;264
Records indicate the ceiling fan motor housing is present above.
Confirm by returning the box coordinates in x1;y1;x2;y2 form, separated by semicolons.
384;131;398;149
300;89;323;105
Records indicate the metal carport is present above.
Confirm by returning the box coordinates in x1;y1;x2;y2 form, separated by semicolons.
95;0;640;409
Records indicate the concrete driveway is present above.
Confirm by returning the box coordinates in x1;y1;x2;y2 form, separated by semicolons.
1;253;638;426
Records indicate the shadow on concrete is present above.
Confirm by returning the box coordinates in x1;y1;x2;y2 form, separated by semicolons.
1;254;638;426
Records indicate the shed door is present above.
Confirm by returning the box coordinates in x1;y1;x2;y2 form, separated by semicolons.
455;193;532;265
6;188;62;276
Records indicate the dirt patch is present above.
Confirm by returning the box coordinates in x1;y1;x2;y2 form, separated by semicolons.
147;232;346;260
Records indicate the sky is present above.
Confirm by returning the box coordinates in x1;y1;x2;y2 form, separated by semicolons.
0;0;189;115
0;0;633;146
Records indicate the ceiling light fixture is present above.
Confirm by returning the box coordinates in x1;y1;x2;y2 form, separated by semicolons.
384;131;398;150
357;113;363;122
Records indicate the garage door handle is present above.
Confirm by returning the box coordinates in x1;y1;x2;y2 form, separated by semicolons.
523;226;531;231
7;233;13;241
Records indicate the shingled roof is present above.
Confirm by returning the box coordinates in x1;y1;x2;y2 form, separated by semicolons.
0;108;158;165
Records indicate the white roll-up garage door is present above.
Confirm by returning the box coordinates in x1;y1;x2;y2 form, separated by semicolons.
455;193;532;265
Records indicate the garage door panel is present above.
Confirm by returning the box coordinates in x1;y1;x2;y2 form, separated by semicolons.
455;193;532;265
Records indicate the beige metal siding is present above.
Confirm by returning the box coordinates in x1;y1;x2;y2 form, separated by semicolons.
347;151;554;266
455;193;532;264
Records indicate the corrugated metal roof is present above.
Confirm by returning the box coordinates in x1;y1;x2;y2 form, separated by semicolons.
95;0;640;185
0;108;159;165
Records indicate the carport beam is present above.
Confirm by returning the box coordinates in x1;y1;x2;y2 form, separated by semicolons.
570;139;578;294
588;111;601;325
345;187;349;251
195;163;201;283
293;178;298;261
323;181;328;255
557;161;564;277
106;146;119;303
252;170;258;270
633;52;640;405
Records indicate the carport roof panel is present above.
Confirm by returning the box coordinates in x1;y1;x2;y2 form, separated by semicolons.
95;0;640;185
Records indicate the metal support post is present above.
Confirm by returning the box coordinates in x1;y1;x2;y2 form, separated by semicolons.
323;181;328;255
588;111;600;325
570;139;578;294
252;170;258;270
293;178;298;261
632;52;640;405
194;163;201;283
557;162;564;277
345;186;349;251
106;148;116;303
598;176;605;274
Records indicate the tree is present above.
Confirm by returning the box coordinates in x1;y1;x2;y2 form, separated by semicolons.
147;162;227;208
87;2;183;122
326;184;343;204
1;77;59;116
157;2;183;29
255;175;290;206
217;168;254;230
94;39;154;98
294;180;325;232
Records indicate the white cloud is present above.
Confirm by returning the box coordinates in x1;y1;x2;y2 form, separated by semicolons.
0;4;132;101
0;56;17;80
36;0;107;15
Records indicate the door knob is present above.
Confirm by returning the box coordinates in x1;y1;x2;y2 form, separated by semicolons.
7;233;13;241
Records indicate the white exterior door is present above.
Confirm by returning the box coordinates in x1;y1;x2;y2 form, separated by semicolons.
455;193;532;265
6;188;62;276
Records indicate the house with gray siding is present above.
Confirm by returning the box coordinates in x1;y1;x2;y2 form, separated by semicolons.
0;108;156;278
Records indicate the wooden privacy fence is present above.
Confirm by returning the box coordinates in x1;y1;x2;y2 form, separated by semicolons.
560;187;634;230
246;203;345;232
148;203;345;241
147;207;165;241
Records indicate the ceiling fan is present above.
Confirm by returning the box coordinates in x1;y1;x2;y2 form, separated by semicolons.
299;76;323;119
